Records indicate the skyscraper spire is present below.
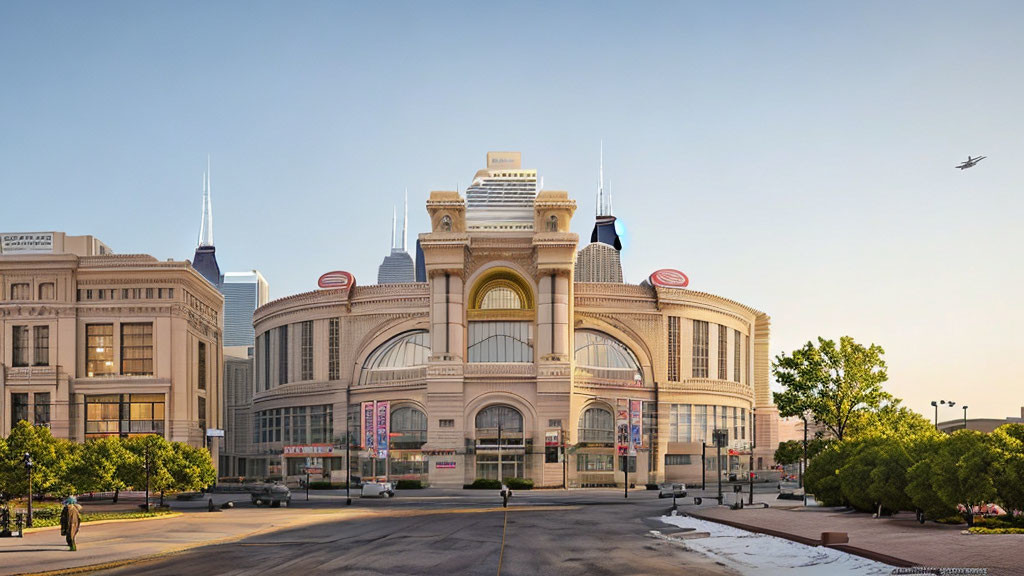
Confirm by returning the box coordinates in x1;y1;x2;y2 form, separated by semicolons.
205;155;214;246
391;206;397;250
596;141;613;217
192;156;221;287
198;157;215;248
402;188;408;253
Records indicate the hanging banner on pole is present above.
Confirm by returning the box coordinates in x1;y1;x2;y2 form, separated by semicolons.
616;398;629;456
629;399;643;453
362;402;376;458
376;401;390;459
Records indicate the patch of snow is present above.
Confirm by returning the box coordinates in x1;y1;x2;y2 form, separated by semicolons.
658;515;893;575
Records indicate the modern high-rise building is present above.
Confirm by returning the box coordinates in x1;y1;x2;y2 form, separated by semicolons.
221;271;270;349
192;159;221;287
575;144;624;282
464;151;539;231
376;192;415;284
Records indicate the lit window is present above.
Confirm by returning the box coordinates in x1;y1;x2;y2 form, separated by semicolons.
86;324;115;377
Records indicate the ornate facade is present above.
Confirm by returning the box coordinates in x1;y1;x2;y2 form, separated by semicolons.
247;154;776;487
0;241;223;463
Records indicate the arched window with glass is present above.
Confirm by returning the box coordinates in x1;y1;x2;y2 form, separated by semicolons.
578;406;615;444
574;330;643;384
467;268;535;363
359;331;430;385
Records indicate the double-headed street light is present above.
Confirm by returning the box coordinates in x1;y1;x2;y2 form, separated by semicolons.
931;400;957;431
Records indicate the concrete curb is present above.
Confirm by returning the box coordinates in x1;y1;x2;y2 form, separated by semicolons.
22;512;183;534
685;509;918;568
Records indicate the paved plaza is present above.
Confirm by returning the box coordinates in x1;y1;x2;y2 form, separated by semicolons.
0;488;1018;576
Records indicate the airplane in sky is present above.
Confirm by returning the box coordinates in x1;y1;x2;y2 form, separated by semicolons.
956;155;986;170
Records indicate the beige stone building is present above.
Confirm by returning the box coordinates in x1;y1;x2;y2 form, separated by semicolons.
246;154;777;487
0;232;223;463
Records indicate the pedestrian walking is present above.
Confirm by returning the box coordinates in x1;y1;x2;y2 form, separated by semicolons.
59;496;82;551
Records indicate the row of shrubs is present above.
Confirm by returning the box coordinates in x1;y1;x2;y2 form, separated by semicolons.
463;478;534;490
805;425;1024;521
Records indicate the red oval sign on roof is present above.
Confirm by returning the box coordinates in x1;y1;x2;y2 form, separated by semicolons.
649;269;689;288
318;271;355;290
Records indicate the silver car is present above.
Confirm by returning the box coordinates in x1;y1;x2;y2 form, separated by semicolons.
251;484;292;507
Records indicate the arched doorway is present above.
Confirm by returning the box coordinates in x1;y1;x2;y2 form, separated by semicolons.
389;406;428;481
474;405;524;481
576;405;616;486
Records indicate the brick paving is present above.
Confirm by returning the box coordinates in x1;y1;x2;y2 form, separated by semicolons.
688;504;1022;576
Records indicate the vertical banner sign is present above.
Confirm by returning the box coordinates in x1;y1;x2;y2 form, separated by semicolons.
362;402;376;457
616;398;629;456
629;399;643;455
376;401;390;460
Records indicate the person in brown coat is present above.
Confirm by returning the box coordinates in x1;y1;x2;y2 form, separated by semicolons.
59;496;82;551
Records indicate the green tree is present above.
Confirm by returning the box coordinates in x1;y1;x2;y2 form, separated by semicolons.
773;336;890;442
991;424;1024;511
0;420;63;497
848;400;936;441
70;438;131;499
121;435;174;496
774;440;803;466
167;442;217;493
906;431;999;519
804;442;853;506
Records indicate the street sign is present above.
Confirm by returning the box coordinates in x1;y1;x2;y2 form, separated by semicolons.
206;428;224;437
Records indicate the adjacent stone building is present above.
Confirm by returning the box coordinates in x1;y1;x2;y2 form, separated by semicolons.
0;232;223;464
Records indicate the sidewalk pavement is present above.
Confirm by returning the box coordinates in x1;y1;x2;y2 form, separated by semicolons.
687;504;1023;576
0;504;370;576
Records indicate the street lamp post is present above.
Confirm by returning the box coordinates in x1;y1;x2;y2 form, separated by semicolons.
748;408;756;506
346;426;352;506
800;415;807;489
22;453;33;528
962;406;969;431
931;400;957;431
701;443;706;491
144;445;151;513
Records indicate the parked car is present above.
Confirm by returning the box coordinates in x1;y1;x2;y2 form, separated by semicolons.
251;484;292;507
361;482;395;498
658;483;687;499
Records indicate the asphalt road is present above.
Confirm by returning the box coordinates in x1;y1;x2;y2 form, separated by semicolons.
96;490;741;576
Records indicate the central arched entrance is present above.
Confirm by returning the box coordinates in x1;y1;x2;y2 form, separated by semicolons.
576;405;616;486
474;405;524;481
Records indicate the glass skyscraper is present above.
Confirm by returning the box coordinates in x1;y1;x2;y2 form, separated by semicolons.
221;271;270;348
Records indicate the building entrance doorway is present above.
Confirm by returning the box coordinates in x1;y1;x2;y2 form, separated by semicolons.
474;405;525;481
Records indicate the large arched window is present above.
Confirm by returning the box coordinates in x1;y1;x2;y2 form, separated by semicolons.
391;406;427;450
475;405;523;433
574;330;643;383
359;331;430;385
467;268;535;363
578;406;615;444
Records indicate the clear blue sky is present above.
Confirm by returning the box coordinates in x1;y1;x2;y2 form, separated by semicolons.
3;1;1022;420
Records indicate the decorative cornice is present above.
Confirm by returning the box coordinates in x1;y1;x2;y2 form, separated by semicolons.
252;380;340;402
464;363;536;378
657;378;755;401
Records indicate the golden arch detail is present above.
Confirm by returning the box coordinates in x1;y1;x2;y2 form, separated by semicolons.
467;267;535;321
